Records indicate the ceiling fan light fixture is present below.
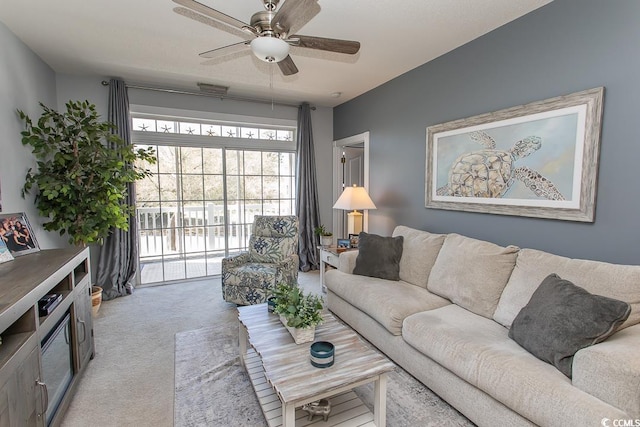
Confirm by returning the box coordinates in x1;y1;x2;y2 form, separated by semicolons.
250;37;290;63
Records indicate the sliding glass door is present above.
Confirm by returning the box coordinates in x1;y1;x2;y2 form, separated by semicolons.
135;145;296;285
132;114;296;285
132;117;296;285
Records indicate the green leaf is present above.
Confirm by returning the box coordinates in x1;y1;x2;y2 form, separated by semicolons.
17;100;157;245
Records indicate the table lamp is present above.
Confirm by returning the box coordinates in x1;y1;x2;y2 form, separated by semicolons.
332;185;376;235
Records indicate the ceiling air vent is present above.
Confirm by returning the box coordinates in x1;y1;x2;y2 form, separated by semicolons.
197;83;229;96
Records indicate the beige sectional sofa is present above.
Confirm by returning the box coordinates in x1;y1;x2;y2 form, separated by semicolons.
325;225;640;427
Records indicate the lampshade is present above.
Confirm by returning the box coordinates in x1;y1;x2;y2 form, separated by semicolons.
250;37;290;63
333;186;377;210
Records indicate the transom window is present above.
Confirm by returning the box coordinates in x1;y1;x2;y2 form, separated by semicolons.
132;117;294;142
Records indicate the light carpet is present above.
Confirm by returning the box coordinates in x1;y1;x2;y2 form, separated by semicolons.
174;319;473;426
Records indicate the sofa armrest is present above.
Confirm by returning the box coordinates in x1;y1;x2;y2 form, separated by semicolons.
338;250;359;274
275;254;299;286
573;323;640;418
276;254;298;270
222;252;250;272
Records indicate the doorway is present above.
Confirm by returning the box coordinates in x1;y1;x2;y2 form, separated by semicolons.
332;132;370;239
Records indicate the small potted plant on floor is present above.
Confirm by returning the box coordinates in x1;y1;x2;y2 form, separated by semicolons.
272;283;323;344
314;224;333;247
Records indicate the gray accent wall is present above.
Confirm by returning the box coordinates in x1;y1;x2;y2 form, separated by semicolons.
334;0;640;265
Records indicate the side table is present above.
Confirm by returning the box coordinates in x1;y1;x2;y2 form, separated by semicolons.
319;246;354;293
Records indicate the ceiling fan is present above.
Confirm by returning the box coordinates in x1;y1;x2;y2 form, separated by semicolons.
172;0;361;76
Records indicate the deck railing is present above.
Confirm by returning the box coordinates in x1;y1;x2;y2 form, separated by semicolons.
136;203;284;260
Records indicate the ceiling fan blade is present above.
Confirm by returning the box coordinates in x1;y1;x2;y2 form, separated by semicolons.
200;41;250;59
174;7;252;39
278;55;299;76
172;0;249;31
290;35;360;54
272;0;319;34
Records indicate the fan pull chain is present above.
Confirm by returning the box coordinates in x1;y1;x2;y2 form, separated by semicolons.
270;63;274;110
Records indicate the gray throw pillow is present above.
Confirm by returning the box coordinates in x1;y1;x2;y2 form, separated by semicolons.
353;232;404;281
509;273;631;378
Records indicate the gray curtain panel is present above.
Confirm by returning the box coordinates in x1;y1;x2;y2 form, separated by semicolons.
296;103;321;271
96;78;139;300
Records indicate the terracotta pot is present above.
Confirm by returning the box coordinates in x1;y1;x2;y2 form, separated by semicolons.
91;286;103;317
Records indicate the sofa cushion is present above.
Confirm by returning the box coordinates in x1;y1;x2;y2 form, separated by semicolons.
248;235;297;263
573;324;640;419
392;226;446;289
509;273;630;377
253;215;298;238
353;232;404;281
427;233;519;318
494;248;640;330
325;269;449;335
222;263;277;305
402;305;622;426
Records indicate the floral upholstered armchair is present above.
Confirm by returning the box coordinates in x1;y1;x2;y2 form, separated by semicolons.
222;215;299;305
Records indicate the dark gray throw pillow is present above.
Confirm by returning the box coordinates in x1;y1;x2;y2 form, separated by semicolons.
509;273;631;378
353;232;404;281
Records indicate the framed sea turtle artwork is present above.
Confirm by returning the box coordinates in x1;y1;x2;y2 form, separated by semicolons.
425;87;604;222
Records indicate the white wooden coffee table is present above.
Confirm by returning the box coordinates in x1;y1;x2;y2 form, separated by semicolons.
238;304;394;427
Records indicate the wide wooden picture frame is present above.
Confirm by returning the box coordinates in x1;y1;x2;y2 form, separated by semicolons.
425;87;604;222
0;212;40;256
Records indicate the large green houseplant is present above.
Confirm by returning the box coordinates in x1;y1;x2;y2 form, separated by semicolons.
18;100;156;246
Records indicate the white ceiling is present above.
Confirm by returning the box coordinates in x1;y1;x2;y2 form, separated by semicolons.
0;0;552;108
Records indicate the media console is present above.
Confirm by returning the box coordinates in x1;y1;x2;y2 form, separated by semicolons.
0;247;94;426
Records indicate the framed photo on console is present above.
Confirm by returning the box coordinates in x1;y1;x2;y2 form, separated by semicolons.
348;233;360;248
0;212;40;256
337;238;350;249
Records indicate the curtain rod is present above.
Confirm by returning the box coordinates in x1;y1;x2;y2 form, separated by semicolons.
100;80;315;110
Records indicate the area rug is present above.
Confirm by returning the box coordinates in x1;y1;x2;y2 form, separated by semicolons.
174;321;473;427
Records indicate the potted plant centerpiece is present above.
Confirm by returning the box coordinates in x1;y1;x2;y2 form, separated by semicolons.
272;283;324;344
314;224;333;247
17;100;156;246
